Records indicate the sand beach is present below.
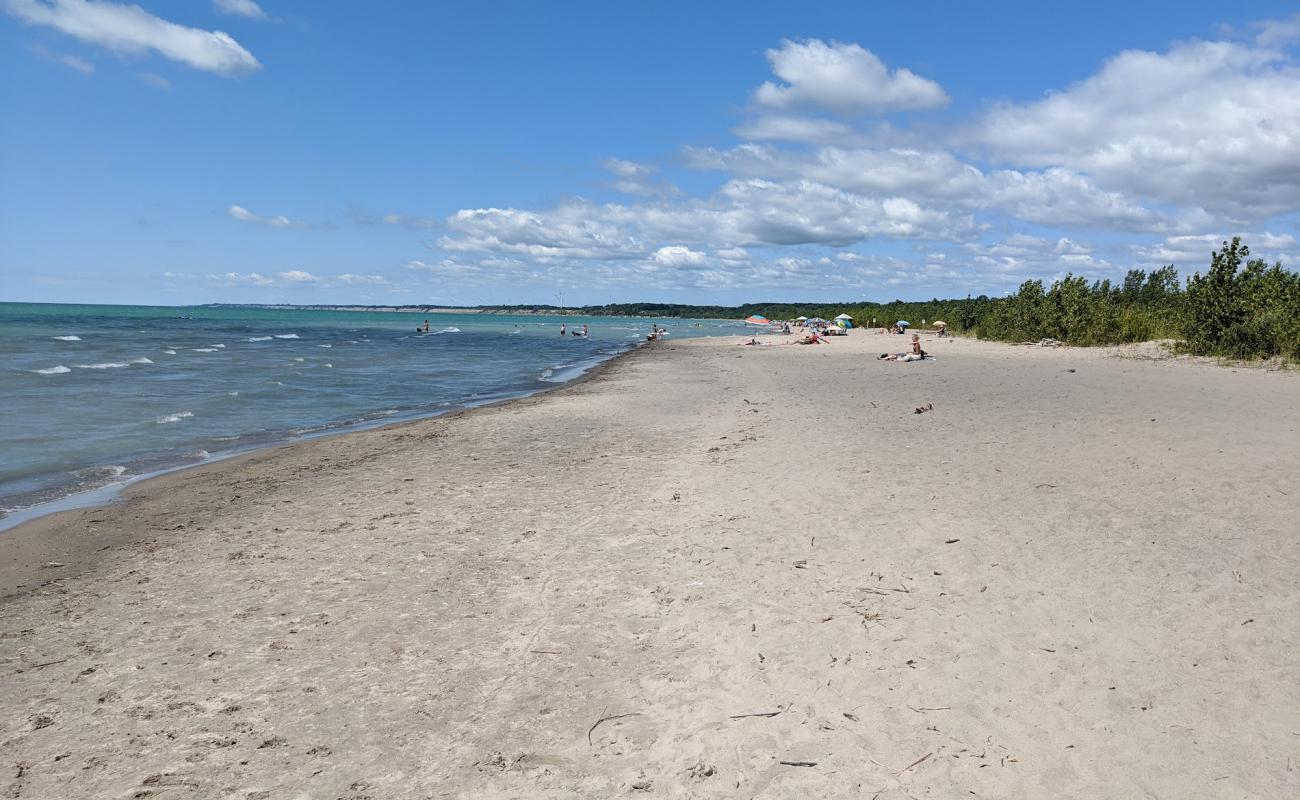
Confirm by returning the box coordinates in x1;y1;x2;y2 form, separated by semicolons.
1;333;1297;799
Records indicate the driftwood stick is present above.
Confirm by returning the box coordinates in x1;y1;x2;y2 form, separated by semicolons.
27;658;68;670
587;710;644;745
779;760;817;767
899;752;934;774
728;705;786;720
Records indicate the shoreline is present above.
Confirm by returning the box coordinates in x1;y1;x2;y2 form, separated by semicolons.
0;338;650;536
0;341;657;600
1;332;1296;798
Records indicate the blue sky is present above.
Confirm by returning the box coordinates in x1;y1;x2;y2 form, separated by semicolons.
2;1;1298;306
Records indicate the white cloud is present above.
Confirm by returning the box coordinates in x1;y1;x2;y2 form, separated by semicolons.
213;0;266;20
650;246;708;268
382;213;439;229
688;143;1180;231
208;270;386;288
227;204;308;229
603;157;651;179
407;27;1300;299
336;273;388;285
4;0;261;76
973;37;1300;217
1132;231;1300;269
1253;13;1300;47
277;269;318;283
602;157;676;197
732;114;869;146
139;71;169;89
754;39;948;114
218;271;274;286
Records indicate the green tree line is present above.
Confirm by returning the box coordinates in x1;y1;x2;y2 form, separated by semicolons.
551;238;1300;362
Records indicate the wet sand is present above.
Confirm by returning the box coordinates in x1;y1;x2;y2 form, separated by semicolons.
1;333;1297;799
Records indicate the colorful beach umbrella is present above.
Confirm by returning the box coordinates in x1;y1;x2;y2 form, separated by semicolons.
744;315;770;325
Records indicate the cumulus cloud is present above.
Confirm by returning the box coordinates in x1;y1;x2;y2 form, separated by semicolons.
1132;231;1300;270
732;114;869;146
277;269;317;283
754;39;948;114
973;37;1300;217
336;273;388;285
407;26;1300;298
602;157;677;197
227;204;308;229
1253;13;1300;47
209;270;388;288
4;0;261;76
650;246;708;268
213;0;266;20
687;144;1180;231
439;175;977;267
382;213;440;229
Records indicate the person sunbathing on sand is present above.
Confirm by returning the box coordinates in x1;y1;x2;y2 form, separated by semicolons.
879;334;927;361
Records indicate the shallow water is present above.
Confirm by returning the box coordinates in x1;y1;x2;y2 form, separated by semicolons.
0;303;737;520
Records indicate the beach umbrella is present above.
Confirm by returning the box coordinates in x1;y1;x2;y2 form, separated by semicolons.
744;314;770;325
796;316;807;321
833;313;853;320
896;320;911;327
933;320;948;327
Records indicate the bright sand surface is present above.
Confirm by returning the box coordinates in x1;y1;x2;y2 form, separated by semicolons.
1;333;1297;799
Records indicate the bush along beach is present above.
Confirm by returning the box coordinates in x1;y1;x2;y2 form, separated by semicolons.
578;239;1300;362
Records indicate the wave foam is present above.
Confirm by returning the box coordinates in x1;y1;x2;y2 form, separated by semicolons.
162;349;177;355
317;344;332;348
212;344;226;348
274;334;299;339
157;411;194;424
435;327;460;334
52;335;82;341
32;365;71;375
131;357;154;365
74;362;129;369
192;348;219;353
246;336;273;342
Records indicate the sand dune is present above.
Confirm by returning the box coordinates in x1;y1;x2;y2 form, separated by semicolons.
1;333;1297;798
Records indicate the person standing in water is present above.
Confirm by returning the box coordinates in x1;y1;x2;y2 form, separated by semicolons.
560;323;567;336
582;324;589;337
423;320;430;333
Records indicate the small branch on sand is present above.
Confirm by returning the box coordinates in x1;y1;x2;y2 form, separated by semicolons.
587;710;644;745
26;658;68;670
530;650;563;655
899;752;933;774
729;706;786;720
779;760;817;767
907;705;950;712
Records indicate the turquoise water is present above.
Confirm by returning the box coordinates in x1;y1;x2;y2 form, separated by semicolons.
0;303;738;521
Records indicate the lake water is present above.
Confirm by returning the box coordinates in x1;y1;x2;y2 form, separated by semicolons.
0;303;739;524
